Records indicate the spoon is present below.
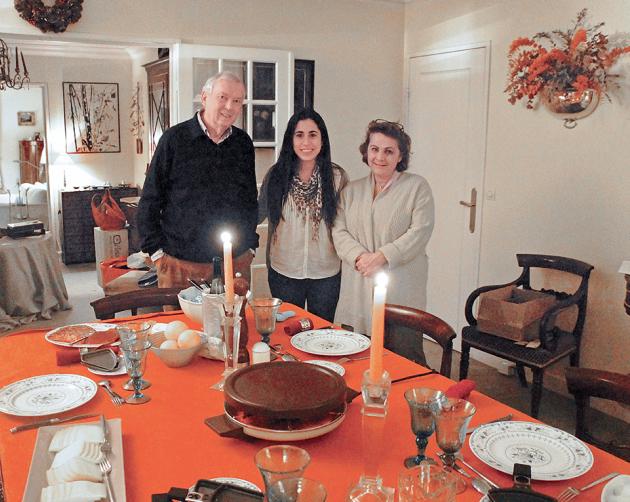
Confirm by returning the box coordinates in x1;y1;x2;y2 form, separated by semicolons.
438;453;492;495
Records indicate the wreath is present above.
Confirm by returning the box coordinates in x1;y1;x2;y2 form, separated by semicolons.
14;0;84;33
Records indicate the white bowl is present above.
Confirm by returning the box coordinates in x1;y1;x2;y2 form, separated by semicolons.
149;331;206;368
178;286;203;324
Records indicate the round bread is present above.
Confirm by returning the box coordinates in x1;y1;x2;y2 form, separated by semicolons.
48;324;96;344
224;361;347;421
84;328;119;346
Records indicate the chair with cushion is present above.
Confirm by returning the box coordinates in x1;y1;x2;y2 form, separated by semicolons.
459;254;594;418
565;367;630;460
90;287;181;320
384;304;456;378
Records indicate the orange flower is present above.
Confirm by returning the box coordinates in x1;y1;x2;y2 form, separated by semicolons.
509;37;537;54
572;74;591;94
569;28;587;54
603;46;630;68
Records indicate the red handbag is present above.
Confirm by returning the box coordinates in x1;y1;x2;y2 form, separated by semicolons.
91;189;126;230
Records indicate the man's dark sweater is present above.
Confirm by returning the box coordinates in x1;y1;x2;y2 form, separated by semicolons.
137;116;259;263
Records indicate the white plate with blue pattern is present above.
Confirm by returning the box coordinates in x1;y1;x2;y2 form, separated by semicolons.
469;421;593;481
290;329;370;356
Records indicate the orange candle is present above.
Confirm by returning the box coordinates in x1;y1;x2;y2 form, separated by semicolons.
369;272;388;383
220;231;234;306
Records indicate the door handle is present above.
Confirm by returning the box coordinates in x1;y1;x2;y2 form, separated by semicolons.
459;188;477;233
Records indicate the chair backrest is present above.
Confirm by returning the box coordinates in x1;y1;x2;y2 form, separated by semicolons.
384;304;456;377
565;367;630;460
90;287;182;320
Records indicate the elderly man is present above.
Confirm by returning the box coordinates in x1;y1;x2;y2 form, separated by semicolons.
138;71;258;288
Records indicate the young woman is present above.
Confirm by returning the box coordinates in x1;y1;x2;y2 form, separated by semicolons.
258;109;348;321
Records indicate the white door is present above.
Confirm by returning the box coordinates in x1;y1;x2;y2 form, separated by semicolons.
171;44;294;296
406;45;489;349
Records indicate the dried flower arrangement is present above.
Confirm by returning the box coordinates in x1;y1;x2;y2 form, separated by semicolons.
505;8;630;108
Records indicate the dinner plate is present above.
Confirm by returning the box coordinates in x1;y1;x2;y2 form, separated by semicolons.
305;359;346;376
45;323;118;348
601;474;630;502
22;418;126;502
469;421;593;481
290;329;370;356
225;406;346;441
0;374;97;417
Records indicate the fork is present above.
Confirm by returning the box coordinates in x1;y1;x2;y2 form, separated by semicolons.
335;354;390;364
556;472;619;502
99;458;115;502
98;380;125;406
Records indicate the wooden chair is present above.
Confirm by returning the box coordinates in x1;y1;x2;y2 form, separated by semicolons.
384;304;456;378
565;367;630;460
459;254;594;418
90;287;182;320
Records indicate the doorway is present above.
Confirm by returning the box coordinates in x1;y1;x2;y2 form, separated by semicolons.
0;84;50;229
406;44;490;352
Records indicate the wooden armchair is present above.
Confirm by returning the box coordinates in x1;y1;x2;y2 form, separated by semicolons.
384;304;456;378
90;287;182;320
565;367;630;460
459;254;594;418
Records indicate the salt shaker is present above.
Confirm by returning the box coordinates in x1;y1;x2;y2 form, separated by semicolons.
252;342;271;364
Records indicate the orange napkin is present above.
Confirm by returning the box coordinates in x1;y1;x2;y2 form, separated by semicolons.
445;379;476;400
283;318;314;336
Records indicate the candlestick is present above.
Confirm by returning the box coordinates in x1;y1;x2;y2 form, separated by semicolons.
20;51;28;77
221;231;234;305
15;47;19;73
369;272;388;384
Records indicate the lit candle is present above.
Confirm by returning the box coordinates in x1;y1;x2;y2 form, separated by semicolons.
221;231;234;306
369;272;388;383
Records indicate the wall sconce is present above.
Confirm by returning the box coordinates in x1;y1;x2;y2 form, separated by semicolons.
52;153;74;188
0;38;29;91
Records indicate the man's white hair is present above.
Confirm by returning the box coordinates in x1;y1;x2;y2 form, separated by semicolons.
202;70;244;94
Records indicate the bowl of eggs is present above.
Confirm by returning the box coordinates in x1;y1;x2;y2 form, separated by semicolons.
178;286;203;324
149;320;207;368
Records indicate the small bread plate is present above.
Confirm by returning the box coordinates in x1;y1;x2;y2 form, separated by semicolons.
290;329;370;356
601;474;630;502
224;405;346;442
22;417;126;502
0;374;97;417
305;359;345;376
45;323;119;349
469;421;593;481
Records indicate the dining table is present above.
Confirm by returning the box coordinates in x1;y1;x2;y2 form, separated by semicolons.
0;303;628;501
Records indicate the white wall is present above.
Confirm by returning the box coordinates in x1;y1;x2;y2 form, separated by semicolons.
405;0;630;420
0;0;405;182
0;87;45;192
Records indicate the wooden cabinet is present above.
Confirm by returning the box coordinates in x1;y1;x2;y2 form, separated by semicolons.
144;58;170;159
59;187;138;264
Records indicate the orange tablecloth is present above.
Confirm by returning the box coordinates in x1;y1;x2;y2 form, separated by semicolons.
1;306;628;501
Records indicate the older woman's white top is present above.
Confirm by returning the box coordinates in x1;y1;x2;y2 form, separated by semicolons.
332;172;434;334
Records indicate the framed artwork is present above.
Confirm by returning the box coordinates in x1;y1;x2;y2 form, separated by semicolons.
63;82;120;153
17;111;35;126
294;59;315;112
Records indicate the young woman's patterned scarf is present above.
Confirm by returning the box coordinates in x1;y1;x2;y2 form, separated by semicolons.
288;166;323;239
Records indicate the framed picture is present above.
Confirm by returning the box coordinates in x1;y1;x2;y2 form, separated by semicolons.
17;111;35;126
294;59;315;112
63;82;121;153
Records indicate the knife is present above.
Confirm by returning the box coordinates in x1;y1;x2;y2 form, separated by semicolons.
391;370;438;384
9;413;98;433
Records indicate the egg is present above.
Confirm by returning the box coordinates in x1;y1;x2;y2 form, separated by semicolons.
177;330;202;349
164;320;188;340
160;340;179;350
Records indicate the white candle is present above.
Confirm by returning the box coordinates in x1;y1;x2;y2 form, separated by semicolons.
220;231;234;306
369;272;388;383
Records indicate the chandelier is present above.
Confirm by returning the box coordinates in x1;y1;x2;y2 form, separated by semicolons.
0;38;29;91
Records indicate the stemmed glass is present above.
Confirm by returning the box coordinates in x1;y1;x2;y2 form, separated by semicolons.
250;298;282;344
404;388;445;467
117;322;152;391
210;294;243;391
433;398;476;494
120;338;151;404
254;445;311;494
267;477;327;501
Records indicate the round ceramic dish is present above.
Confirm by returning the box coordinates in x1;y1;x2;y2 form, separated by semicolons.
45;323;118;348
290;329;370;356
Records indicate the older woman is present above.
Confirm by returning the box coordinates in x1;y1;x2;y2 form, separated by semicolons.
258;109;348;321
332;119;434;364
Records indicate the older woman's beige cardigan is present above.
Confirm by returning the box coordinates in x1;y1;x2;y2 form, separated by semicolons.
332;172;435;334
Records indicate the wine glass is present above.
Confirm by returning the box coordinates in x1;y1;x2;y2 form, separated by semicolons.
254;445;311;495
433;398;476;494
250;298;282;344
117;322;152;391
267;477;327;502
120;338;151;404
404;388;445;467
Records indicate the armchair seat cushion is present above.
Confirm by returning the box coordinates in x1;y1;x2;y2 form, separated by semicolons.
462;325;577;369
